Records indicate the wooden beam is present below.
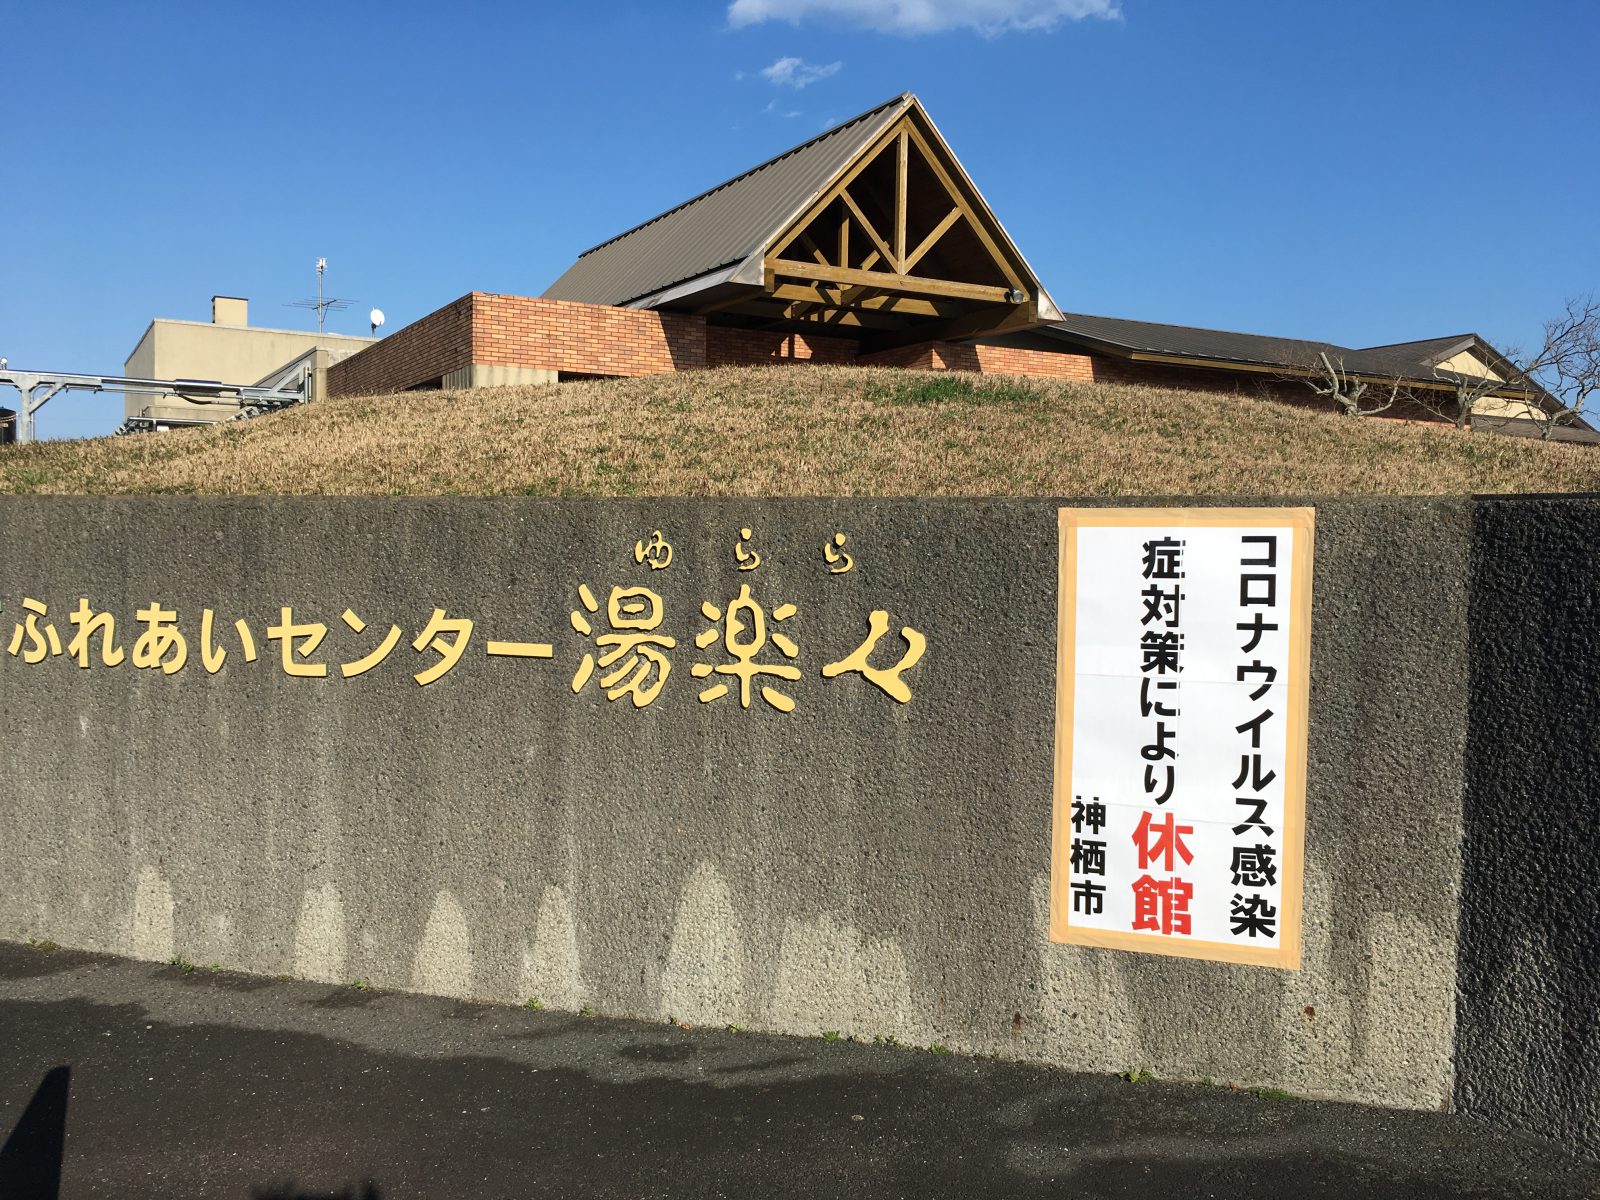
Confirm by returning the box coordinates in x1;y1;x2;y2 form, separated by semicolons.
839;189;895;269
770;282;962;318
772;282;846;305
710;297;918;332
768;107;1043;315
797;233;830;266
767;114;906;260
770;259;1015;305
782;306;906;331
866;300;1042;352
903;206;963;274
765;108;1036;313
895;129;908;272
834;283;885;308
902;123;1027;293
937;301;1041;342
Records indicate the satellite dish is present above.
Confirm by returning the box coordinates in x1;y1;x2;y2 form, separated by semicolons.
369;308;385;334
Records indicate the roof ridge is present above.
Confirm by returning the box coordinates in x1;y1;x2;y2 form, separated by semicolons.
573;92;914;260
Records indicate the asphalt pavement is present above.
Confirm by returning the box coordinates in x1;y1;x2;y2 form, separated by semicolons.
1;940;1595;1199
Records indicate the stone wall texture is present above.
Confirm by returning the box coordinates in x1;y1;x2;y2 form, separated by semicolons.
1457;497;1600;1153
0;495;1593;1155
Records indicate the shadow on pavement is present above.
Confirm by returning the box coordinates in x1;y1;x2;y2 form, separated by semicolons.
1;940;1598;1200
0;1064;69;1200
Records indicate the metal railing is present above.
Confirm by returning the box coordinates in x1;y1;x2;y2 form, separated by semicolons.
0;367;312;443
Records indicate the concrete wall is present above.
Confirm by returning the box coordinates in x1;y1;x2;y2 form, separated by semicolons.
1457;497;1600;1152
123;320;376;422
0;495;1592;1154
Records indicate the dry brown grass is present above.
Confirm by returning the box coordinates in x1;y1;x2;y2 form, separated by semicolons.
2;366;1596;497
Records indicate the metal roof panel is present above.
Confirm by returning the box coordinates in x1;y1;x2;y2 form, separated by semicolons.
543;95;912;308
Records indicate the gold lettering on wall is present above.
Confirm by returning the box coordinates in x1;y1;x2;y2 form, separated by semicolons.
824;533;854;575
3;528;929;712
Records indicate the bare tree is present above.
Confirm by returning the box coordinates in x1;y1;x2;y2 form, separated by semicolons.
1281;296;1599;436
1525;295;1600;437
1428;295;1600;436
1430;362;1506;429
1300;351;1413;418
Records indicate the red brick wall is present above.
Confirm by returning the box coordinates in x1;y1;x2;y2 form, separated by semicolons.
472;294;705;377
1082;355;1291;398
853;340;1096;380
329;293;707;396
327;294;474;396
855;341;966;370
972;343;1095;381
706;326;859;367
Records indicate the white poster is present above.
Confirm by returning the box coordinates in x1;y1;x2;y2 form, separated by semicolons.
1051;507;1313;969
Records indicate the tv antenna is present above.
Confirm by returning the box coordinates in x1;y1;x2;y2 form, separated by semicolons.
288;258;351;333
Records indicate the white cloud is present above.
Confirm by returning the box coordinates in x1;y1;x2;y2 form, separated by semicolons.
759;55;844;88
730;0;1119;35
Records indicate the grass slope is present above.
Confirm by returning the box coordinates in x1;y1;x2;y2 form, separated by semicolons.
2;367;1596;497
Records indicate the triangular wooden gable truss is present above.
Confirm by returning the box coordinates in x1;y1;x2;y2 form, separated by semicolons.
702;108;1047;346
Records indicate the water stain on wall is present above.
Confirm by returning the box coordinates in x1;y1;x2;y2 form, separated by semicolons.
659;861;746;1026
766;912;917;1042
412;888;475;999
521;884;583;1010
292;881;348;983
126;864;174;964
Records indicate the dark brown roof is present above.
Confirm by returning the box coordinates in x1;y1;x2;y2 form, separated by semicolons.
1043;313;1342;370
1033;314;1594;430
1348;335;1478;378
1042;313;1488;384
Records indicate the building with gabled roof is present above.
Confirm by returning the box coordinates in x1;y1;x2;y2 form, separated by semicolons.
324;92;1587;439
543;92;1060;343
1027;317;1558;423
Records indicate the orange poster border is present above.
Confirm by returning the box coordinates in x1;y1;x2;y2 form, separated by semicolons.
1050;506;1315;970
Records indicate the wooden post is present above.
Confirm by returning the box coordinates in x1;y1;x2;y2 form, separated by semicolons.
895;130;909;273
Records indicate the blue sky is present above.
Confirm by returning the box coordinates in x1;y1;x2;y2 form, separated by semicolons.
4;0;1597;439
